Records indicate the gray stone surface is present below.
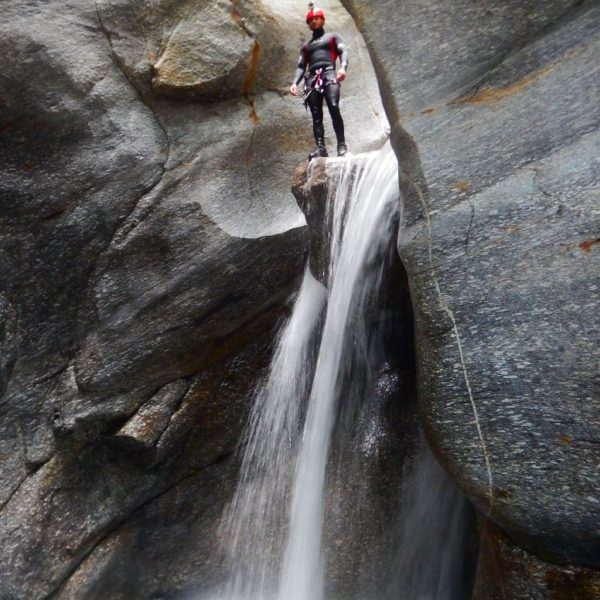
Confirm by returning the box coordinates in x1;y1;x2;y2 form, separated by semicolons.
473;519;600;599
342;0;583;117
0;0;388;597
5;0;597;594
343;0;600;579
113;379;189;450
292;156;368;285
0;331;275;599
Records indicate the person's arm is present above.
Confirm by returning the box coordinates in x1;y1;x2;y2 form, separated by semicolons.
334;33;348;81
290;44;308;95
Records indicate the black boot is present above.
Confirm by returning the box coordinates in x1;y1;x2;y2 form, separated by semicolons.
309;140;328;161
337;142;348;157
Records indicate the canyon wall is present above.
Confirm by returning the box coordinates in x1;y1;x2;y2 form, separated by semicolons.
341;0;600;595
1;0;598;596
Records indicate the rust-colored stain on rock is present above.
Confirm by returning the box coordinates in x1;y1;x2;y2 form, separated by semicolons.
560;435;573;445
579;238;600;252
475;519;600;600
243;41;262;96
230;0;252;37
452;180;471;193
173;161;195;170
230;0;241;23
243;41;261;126
248;100;259;127
496;489;513;500
453;65;554;105
546;567;600;600
229;0;261;117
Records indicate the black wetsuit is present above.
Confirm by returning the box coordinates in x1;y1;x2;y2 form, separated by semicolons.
293;27;348;148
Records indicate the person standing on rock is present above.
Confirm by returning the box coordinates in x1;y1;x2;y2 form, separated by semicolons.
289;3;349;160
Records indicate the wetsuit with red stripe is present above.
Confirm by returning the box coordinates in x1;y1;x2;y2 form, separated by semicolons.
293;27;348;147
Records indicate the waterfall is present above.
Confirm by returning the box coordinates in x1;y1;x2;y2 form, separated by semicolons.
278;145;400;600
217;264;326;600
213;142;472;600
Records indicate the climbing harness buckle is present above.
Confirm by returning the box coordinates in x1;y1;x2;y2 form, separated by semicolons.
303;68;326;109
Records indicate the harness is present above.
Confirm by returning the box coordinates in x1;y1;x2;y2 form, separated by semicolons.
302;67;337;108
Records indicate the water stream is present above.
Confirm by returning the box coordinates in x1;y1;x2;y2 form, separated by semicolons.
214;143;471;600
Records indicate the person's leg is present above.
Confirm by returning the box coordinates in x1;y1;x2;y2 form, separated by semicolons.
324;83;347;156
307;91;328;158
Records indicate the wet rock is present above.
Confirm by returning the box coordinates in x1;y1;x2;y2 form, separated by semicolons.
292;156;367;284
291;159;329;282
112;380;189;451
0;326;277;599
0;295;18;398
473;519;600;599
291;153;421;598
48;327;278;599
343;0;600;584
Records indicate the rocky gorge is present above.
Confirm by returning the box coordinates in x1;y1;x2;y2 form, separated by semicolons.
0;0;598;598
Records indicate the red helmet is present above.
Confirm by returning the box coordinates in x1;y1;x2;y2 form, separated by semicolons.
306;7;325;24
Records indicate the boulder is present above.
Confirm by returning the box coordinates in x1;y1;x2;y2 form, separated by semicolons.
342;0;600;583
291;156;367;284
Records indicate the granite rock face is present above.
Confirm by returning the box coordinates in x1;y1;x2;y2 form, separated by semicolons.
343;0;600;587
473;519;600;600
0;0;387;597
291;157;368;285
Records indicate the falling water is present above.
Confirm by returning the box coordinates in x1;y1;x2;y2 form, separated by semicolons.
217;267;326;600
279;145;400;600
215;142;473;600
387;440;476;600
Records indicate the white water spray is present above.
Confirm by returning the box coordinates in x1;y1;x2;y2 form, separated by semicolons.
218;268;326;600
387;440;474;600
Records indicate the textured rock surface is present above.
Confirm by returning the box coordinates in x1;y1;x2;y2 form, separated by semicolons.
473;519;600;599
3;0;598;595
343;0;600;580
0;0;387;597
292;156;367;285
